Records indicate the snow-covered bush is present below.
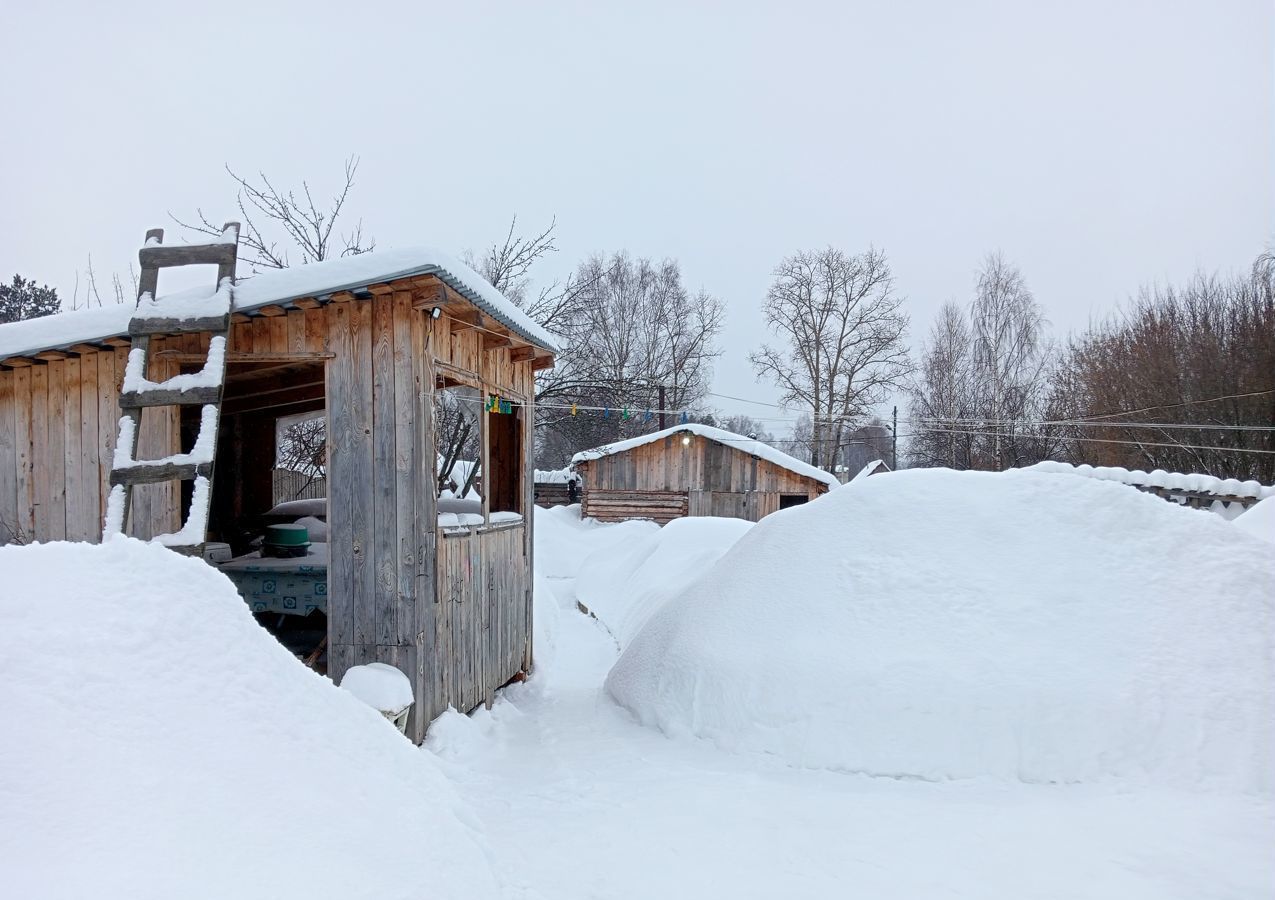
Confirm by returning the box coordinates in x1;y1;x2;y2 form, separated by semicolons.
607;469;1275;791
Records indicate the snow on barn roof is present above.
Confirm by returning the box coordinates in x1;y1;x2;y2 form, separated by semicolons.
572;423;841;489
849;459;891;483
1026;460;1275;501
0;245;556;359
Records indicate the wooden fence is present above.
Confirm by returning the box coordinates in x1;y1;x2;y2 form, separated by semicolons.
434;523;531;715
272;469;327;505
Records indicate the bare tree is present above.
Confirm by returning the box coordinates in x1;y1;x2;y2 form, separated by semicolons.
1049;253;1275;482
908;302;976;468
969;253;1055;468
750;247;910;472
532;252;725;466
907;256;1059;470
276;415;328;497
171;156;373;271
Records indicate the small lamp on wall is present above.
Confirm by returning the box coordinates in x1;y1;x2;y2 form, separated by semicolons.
681;434;691;446
430;306;442;319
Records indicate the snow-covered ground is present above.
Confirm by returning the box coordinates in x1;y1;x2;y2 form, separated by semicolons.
429;494;1275;900
4;474;1272;899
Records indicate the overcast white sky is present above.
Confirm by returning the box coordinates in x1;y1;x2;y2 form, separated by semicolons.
2;1;1271;426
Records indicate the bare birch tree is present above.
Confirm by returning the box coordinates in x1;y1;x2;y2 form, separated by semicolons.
171;156;374;271
750;247;910;471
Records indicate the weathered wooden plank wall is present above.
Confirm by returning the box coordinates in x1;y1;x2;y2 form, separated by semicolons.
0;344;178;544
576;432;826;524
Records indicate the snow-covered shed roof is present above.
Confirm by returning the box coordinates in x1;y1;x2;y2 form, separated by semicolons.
572;423;841;489
0;245;555;360
1025;461;1275;501
849;459;891;483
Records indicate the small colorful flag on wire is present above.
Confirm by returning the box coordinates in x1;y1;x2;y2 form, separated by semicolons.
570;403;578;416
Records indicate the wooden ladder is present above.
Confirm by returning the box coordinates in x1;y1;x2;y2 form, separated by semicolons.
102;222;240;555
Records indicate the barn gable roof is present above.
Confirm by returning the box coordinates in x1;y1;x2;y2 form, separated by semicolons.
0;245;556;359
571;423;841;489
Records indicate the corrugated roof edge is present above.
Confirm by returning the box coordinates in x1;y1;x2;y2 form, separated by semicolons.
235;258;558;353
0;254;558;360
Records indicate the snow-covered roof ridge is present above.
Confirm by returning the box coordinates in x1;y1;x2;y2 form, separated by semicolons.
1025;460;1275;500
571;423;841;489
0;244;556;359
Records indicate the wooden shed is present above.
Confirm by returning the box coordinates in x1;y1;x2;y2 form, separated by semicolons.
0;225;555;743
570;423;838;524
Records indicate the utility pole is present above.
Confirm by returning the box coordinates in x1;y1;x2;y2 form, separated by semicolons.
658;385;666;430
892;405;898;470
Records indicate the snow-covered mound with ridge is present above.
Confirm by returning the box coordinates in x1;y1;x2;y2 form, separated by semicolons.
0;538;502;900
576;516;753;647
607;468;1275;790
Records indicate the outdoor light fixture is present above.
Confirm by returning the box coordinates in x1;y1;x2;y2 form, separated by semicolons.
682;435;691;446
430;306;442;319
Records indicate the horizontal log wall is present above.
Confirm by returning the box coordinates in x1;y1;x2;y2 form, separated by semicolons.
582;489;688;524
577;432;826;524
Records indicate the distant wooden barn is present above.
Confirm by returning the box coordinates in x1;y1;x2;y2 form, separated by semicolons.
570;423;838;524
0;224;555;743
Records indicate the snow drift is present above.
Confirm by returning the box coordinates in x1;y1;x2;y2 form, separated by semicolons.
576;516;753;647
1235;496;1275;544
533;504;659;581
606;469;1275;791
0;538;503;900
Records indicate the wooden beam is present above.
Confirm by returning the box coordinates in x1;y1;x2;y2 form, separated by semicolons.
366;283;394;295
531;353;555;372
101;336;132;348
292;297;322;309
255;305;287;317
156;350;334;364
483;333;513;350
328;291;355;303
69;344;104;356
509;346;536;363
230;313;251;324
34;350;68;361
1;356;35;367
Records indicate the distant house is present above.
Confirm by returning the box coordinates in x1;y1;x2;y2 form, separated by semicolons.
571;423;838;524
849;459;892;482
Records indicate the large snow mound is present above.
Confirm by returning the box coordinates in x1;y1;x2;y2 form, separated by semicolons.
576;516;753;647
607;469;1275;791
0;539;502;900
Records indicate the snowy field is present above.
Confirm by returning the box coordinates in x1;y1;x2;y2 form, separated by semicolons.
3;472;1273;899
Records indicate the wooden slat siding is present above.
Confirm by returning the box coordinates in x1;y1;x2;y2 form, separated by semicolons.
370;296;398;648
13;366;34;540
268;313;289;354
325;301;356;662
79;355;103;540
65;356;91;540
0;371;16;543
286;308;306;354
232;317;254;354
45;359;66;540
390;293;416;647
303;306;327;354
413;308;440;733
96;350;115;529
349;299;376;649
251;315;273;357
30;365;49;538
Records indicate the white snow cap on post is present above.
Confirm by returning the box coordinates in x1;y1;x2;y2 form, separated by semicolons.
339;662;414;715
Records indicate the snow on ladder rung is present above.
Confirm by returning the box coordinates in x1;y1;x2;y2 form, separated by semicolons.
122;336;226;394
110;405;220;476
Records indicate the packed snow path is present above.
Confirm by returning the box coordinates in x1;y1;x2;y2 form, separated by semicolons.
427;572;1275;900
